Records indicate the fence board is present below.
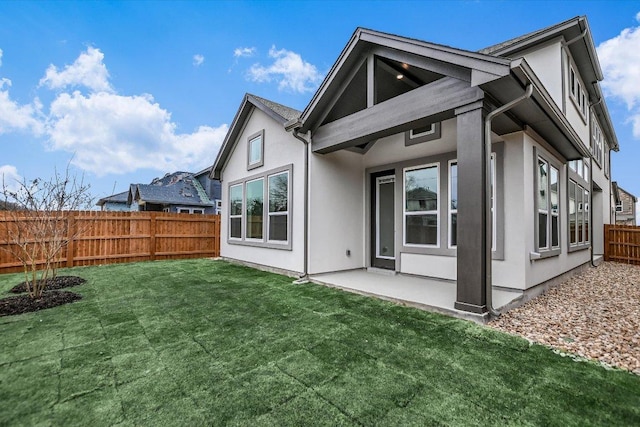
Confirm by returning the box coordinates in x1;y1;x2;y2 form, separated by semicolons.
0;211;220;274
604;224;640;265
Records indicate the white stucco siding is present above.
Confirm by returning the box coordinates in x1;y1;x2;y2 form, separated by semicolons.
362;118;457;168
520;40;564;108
492;133;527;289
400;253;456;279
219;107;305;274
308;150;364;274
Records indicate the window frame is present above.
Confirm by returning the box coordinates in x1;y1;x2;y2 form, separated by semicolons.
247;129;265;170
229;183;243;240
245;177;265;242
567;168;591;253
533;150;562;258
616;202;624;213
591;118;604;167
403;162;440;248
266;170;290;244
568;64;588;123
448;154;496;251
404;123;442;146
227;164;293;250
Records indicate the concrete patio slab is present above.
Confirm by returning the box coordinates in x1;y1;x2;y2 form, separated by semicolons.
309;269;522;323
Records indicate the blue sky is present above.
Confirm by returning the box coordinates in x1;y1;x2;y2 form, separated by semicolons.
1;0;640;208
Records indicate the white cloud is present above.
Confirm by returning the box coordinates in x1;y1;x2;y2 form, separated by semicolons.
248;46;323;93
0;78;44;135
597;12;640;137
193;54;204;67
233;47;256;58
0;164;22;193
46;90;227;176
39;46;112;93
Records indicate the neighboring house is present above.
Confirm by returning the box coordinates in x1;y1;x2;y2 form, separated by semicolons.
96;191;130;211
613;182;637;226
211;16;619;319
98;171;221;214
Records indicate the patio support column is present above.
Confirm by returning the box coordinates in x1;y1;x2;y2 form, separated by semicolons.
454;101;490;315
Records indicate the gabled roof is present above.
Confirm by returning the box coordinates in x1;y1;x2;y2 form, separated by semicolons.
130;172;213;207
210;93;302;180
96;191;129;207
613;182;637;203
480;16;617;151
299;27;512;133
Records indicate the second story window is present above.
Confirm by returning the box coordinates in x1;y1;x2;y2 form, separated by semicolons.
247;130;264;170
569;65;588;121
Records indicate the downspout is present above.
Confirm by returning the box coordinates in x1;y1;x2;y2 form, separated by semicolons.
588;97;602;268
484;83;533;317
289;126;310;282
589;156;596;267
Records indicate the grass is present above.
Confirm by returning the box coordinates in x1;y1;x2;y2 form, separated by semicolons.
0;259;639;426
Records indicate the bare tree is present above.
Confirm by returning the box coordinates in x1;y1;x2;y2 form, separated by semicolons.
0;166;94;299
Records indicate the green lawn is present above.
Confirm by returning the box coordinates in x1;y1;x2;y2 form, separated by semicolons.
0;259;638;426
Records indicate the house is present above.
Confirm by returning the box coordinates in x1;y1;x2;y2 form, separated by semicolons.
211;16;618;320
98;171;221;214
613;182;636;226
96;191;129;211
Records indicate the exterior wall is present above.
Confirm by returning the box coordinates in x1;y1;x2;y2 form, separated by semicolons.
101;201;131;212
308;149;364;274
523;132;590;289
492;133;527;289
220;107;305;274
518;39;564;108
562;47;591;149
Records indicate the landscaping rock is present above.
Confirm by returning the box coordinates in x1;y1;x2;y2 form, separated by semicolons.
490;262;640;375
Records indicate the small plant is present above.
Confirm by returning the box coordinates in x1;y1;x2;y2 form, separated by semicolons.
1;165;94;299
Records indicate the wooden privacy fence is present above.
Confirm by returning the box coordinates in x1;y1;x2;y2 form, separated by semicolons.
604;224;640;265
0;211;220;274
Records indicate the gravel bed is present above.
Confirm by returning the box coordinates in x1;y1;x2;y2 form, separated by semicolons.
490;261;640;375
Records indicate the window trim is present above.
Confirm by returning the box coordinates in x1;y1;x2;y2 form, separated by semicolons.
448;160;458;249
533;149;562;259
616;202;624;213
567;166;591;253
245;177;265;242
403;162;440;248
176;206;206;214
448;154;497;251
568;64;588;123
247;129;265;170
266;170;290;244
229;184;243;240
227;164;293;250
404;123;442;146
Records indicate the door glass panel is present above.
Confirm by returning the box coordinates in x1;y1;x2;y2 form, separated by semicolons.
377;177;395;259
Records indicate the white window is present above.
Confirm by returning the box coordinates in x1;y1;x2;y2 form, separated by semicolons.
215;200;222;215
569;179;589;246
616;202;624;213
229;184;243;239
247;130;264;170
537;157;560;251
267;171;289;243
245;178;264;240
404;164;439;247
591;120;604;165
569;65;588;121
410;124;436;139
448;155;496;250
178;208;190;213
193;209;204;215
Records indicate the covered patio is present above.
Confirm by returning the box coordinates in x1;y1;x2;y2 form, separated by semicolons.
309;269;522;323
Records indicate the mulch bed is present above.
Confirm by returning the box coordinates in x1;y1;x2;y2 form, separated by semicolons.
10;276;86;293
0;291;82;317
0;275;86;317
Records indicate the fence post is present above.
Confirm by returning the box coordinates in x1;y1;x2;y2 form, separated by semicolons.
149;212;156;261
66;211;76;268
